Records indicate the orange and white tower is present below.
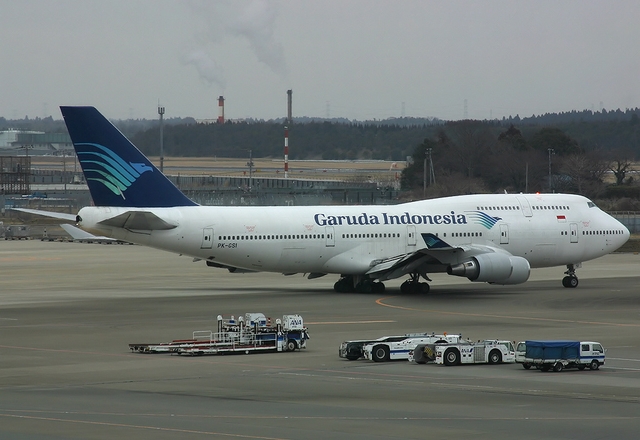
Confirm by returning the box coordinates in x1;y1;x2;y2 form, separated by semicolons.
217;96;225;124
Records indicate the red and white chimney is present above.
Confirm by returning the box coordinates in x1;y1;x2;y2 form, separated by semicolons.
217;96;225;124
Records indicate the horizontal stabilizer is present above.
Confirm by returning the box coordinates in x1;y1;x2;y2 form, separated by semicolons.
60;223;120;242
12;208;77;222
99;211;177;231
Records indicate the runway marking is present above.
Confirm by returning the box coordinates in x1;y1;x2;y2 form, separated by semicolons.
375;296;640;328
0;412;286;439
608;357;640;362
0;256;62;262
305;320;395;325
0;344;143;359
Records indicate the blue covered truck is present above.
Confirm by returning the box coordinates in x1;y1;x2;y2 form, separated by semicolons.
517;340;605;372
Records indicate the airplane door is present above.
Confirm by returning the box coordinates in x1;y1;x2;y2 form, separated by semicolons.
516;196;533;217
570;223;578;243
407;225;416;246
325;226;335;247
500;224;509;244
201;228;213;249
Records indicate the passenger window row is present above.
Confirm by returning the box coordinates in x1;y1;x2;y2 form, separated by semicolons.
476;206;520;211
341;233;400;239
532;205;570;210
582;230;626;236
219;234;326;241
442;232;483;238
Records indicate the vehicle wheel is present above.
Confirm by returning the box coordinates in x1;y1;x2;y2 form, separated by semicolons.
577;365;586;371
589;360;600;370
488;350;502;364
553;362;564;372
522;363;532;370
419;283;430;294
372;345;390;362
563;276;578;288
568;277;578;288
355;279;373;293
540;365;550;372
424;345;436;361
334;278;355;293
346;355;359;361
443;348;460;366
286;340;297;352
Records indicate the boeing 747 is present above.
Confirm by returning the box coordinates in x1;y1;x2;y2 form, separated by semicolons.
17;106;630;293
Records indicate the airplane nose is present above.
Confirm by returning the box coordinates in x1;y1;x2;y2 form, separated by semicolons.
617;220;631;249
623;224;631;243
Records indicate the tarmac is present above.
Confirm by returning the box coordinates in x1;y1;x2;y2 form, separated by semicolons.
1;240;639;439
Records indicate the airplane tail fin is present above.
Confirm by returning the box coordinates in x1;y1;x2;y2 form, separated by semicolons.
60;106;197;207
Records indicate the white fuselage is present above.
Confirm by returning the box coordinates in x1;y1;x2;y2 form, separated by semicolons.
77;193;629;277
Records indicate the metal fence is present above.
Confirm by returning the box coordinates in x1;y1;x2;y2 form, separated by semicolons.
610;212;640;234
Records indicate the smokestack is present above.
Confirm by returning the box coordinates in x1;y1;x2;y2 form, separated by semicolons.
284;126;289;179
287;89;292;125
217;96;225;124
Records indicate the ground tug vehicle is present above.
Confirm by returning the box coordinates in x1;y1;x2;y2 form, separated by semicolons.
339;333;460;361
432;340;516;366
516;340;605;372
129;313;309;355
362;333;462;362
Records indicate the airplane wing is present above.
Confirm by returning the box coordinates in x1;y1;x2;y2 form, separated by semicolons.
366;233;516;282
12;208;77;222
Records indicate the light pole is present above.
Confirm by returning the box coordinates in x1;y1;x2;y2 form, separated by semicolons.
247;149;254;192
158;105;165;173
62;148;66;194
547;148;555;192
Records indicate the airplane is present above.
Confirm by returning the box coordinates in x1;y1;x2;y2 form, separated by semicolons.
16;106;630;294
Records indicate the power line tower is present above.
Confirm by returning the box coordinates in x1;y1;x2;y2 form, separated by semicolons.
423;148;436;198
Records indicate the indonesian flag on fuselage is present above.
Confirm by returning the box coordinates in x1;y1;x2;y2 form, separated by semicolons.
557;215;567;222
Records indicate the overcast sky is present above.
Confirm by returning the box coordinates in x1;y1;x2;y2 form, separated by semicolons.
1;0;639;122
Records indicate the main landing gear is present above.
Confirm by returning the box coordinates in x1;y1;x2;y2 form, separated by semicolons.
334;276;385;293
562;264;579;288
400;273;430;294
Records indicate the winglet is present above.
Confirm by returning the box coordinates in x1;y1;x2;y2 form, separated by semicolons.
421;233;453;249
60;106;197;208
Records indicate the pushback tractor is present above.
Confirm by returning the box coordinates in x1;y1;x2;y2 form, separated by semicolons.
433;340;516;366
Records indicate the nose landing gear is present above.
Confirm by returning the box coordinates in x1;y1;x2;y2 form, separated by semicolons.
562;264;579;288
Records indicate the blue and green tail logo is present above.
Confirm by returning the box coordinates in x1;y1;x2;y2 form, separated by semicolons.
77;143;152;199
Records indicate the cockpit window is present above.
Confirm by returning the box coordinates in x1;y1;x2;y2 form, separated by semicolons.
587;201;596;208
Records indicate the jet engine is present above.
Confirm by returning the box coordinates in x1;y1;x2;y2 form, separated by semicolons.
447;253;530;285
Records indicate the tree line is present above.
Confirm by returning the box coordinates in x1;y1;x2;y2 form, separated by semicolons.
3;109;639;208
400;121;639;210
